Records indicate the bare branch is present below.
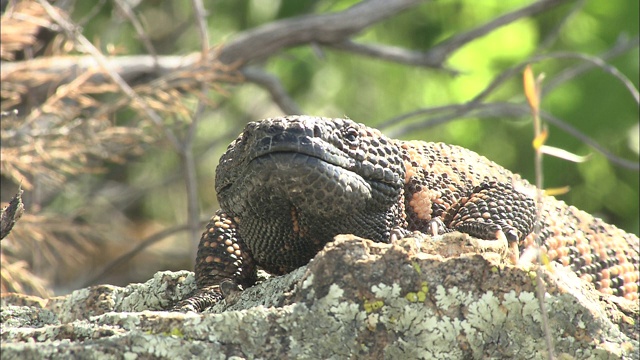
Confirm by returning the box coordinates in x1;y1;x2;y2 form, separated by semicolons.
81;221;199;287
328;40;459;73
242;68;303;115
537;52;639;104
215;0;426;64
113;0;159;60
191;0;210;57
386;101;640;171
381;36;639;134
425;0;570;65
543;35;639;95
331;0;568;71
2;0;427;112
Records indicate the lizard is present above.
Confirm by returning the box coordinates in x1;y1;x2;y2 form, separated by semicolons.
175;115;639;312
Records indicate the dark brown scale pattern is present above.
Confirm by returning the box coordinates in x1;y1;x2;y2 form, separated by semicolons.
175;116;639;312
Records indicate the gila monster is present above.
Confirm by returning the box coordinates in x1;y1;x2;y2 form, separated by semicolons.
175;115;639;312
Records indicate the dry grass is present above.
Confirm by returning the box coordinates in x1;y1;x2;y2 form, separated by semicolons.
0;1;57;61
0;1;238;296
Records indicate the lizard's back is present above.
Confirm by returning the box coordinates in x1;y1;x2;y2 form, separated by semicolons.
398;140;639;299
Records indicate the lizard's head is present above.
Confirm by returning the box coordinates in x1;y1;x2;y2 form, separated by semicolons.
216;115;405;224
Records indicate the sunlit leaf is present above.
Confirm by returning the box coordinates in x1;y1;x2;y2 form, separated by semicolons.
532;129;548;150
544;186;571;196
523;65;539;113
540;145;591;163
540;252;554;271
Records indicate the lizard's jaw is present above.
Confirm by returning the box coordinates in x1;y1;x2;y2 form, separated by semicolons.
221;151;374;219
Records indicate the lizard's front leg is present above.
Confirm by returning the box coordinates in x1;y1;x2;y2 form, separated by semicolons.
442;181;536;243
173;210;257;312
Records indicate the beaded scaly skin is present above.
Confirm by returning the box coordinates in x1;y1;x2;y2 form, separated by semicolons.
175;116;639;312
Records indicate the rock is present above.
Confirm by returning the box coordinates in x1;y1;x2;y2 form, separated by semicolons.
2;234;638;359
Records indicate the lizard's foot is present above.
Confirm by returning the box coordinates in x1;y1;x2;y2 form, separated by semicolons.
389;227;412;242
219;279;245;306
453;221;518;242
447;181;534;243
451;221;520;263
172;285;223;313
426;218;450;237
390;226;430;249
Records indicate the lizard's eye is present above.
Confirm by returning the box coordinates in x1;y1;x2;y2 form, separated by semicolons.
344;127;360;146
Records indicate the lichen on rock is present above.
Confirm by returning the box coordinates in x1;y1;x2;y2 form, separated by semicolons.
2;233;638;359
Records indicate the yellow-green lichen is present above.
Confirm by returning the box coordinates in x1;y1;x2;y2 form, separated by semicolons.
405;292;419;302
405;281;429;302
420;281;428;293
411;261;422;275
624;315;635;326
363;299;384;313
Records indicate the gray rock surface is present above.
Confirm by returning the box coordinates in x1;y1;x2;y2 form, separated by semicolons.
2;234;638;359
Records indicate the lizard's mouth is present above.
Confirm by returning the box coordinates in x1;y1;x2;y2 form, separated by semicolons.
248;138;353;170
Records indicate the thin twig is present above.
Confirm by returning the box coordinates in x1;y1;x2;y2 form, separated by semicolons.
75;0;108;27
385;102;639;171
542;35;640;98
329;40;459;74
242;68;303;115
524;66;555;360
191;0;210;56
81;222;200;287
381;36;639;132
534;52;639;104
113;0;159;61
424;0;569;66
182;0;212;263
536;0;586;52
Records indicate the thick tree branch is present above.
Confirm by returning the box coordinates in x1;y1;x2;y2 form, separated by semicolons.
215;0;425;65
1;0;427;111
2;0;573;113
329;0;570;71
